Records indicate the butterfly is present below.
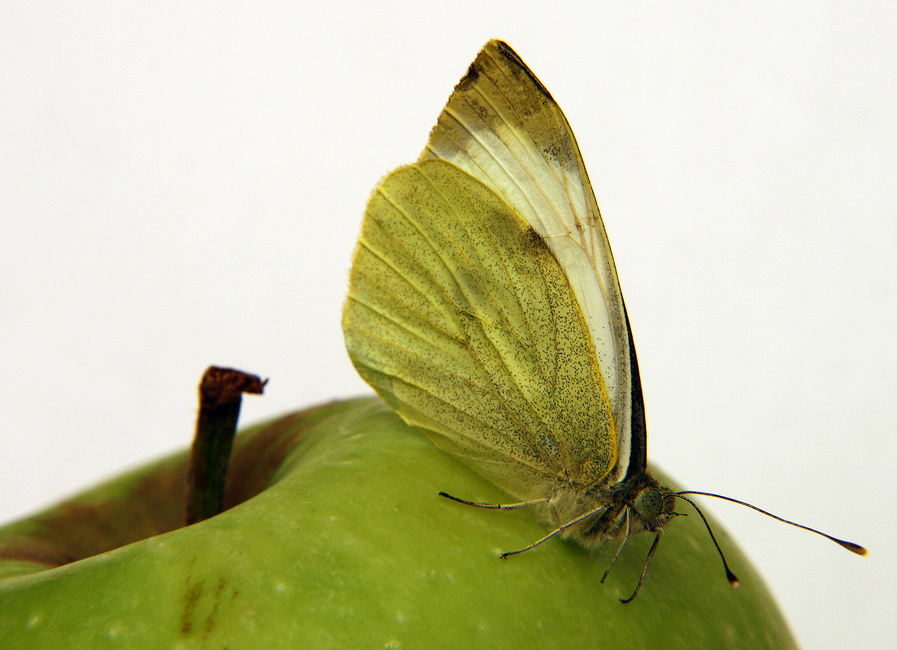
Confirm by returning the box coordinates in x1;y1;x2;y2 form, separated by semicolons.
342;39;865;602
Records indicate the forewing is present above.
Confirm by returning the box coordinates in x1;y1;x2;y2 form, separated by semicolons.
343;159;617;498
420;40;640;480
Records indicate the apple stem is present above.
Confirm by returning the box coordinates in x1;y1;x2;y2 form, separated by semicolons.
186;366;267;525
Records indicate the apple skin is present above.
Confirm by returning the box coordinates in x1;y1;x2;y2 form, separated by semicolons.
0;397;797;649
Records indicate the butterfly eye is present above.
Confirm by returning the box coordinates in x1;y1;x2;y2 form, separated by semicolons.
633;489;665;520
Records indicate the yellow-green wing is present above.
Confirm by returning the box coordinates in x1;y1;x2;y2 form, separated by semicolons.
420;40;638;482
343;159;616;499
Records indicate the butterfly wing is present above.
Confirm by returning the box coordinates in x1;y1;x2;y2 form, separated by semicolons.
419;40;644;482
343;159;617;499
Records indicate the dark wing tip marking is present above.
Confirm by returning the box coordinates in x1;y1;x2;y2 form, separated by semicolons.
460;61;480;87
493;40;554;102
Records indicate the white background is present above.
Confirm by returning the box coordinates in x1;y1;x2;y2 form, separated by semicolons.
2;3;894;648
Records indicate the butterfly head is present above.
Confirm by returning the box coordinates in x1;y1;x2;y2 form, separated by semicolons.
572;473;676;547
631;481;677;532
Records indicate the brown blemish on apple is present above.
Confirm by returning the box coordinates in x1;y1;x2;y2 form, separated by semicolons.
181;576;203;635
205;577;228;635
0;402;336;571
180;572;233;639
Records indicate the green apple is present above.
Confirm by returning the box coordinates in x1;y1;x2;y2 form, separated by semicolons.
0;397;797;649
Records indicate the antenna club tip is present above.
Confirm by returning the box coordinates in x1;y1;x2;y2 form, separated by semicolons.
726;569;740;588
838;540;867;556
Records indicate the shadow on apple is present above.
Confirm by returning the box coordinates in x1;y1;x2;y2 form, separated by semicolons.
0;398;797;649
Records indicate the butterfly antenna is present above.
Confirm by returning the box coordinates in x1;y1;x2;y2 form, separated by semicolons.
678;491;867;556
620;531;662;604
674;494;740;587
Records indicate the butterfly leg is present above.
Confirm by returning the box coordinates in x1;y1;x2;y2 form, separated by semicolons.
501;502;609;558
600;508;632;583
620;531;662;604
438;491;549;510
